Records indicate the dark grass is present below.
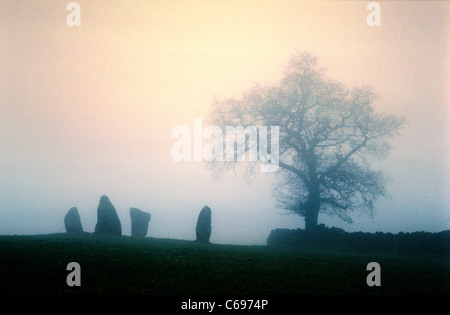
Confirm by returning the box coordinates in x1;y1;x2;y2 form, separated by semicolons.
0;232;449;295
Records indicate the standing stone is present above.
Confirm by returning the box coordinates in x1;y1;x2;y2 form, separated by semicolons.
64;207;83;233
130;208;151;237
196;206;211;243
94;195;122;236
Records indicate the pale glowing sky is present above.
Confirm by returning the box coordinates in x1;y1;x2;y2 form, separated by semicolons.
0;1;449;244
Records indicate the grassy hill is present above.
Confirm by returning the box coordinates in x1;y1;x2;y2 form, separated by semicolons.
0;232;448;295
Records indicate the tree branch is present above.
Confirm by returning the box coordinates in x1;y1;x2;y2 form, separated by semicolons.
278;161;310;186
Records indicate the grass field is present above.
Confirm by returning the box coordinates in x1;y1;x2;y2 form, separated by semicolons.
0;232;448;295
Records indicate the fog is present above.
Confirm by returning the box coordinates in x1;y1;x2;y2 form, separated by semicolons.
0;1;448;245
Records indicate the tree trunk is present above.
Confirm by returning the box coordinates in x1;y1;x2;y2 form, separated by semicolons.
304;185;320;232
305;210;318;230
304;206;319;231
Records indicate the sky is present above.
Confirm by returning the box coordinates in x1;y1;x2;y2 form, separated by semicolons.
0;0;449;245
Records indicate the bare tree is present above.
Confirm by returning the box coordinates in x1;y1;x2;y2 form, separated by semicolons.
209;51;404;231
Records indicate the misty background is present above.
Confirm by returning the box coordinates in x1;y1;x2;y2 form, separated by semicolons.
0;1;448;245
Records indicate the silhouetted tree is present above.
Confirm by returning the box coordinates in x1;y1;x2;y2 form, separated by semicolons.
209;51;404;231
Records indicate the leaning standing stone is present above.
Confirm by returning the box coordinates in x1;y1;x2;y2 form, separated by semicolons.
196;206;212;243
94;195;122;236
130;208;151;237
64;207;83;233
